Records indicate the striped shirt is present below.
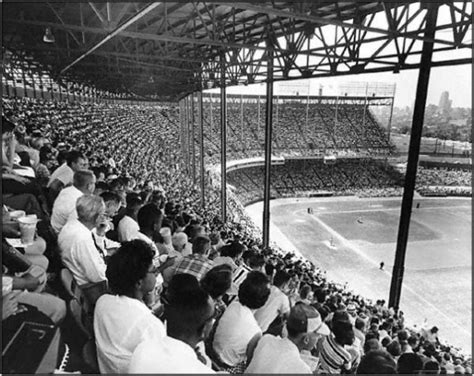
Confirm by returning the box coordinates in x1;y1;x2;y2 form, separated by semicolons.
227;263;252;304
318;333;352;374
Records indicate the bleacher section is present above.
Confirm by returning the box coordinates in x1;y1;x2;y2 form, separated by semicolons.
201;97;394;161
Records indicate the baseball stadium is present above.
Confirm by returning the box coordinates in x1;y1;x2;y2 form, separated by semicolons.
1;1;472;374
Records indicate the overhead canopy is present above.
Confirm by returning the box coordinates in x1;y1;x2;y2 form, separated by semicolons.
2;1;472;100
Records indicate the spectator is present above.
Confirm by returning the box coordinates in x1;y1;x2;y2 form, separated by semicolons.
35;145;55;187
299;284;314;305
173;235;214;281
2;242;66;324
423;360;441;374
50;170;96;233
183;224;206;256
47;150;87;199
134;203;163;254
356;350;397;374
247;303;327;373
94;240;166;374
58;195;107;285
92;191;122;256
201;264;234;319
422;325;440;346
254;269;292;333
318;319;356;373
386;340;402;359
354;316;367;350
129;274;215;373
117;192;143;242
213;271;270;371
156;226;174;255
247;253;266;272
171;231;188;258
397;352;424;374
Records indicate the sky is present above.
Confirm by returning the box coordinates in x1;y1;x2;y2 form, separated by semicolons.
207;64;472;110
206;4;472;110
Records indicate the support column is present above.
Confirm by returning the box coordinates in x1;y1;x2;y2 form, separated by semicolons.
220;55;227;223
32;71;37;99
186;95;192;175
191;93;196;184
50;77;54;100
262;41;274;249
240;94;244;150
198;90;205;208
387;92;396;144
180;99;186;170
12;67;18;97
389;4;439;311
21;65;28;98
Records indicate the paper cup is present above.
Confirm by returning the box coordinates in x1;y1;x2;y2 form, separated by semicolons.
17;215;38;246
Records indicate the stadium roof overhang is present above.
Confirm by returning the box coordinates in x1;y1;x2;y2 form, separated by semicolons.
2;1;472;100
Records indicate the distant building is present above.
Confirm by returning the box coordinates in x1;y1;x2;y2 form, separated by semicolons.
438;91;452;114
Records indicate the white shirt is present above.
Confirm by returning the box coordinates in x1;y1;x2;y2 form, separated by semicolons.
129;337;215;374
58;218;106;286
94;294;166;374
117;215;140;242
51;185;83;233
254;285;291;332
47;162;73;188
91;228;120;255
246;335;312;374
213;301;262;366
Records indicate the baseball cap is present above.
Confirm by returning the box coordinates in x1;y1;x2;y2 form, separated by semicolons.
287;302;330;336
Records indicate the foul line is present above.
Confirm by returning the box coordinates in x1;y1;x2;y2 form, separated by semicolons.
305;212;472;338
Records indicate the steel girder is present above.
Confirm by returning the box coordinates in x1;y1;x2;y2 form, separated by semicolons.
2;1;472;100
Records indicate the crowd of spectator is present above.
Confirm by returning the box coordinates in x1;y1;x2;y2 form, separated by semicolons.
201;99;394;162
227;158;407;205
2;96;471;374
416;167;471;188
227;159;471;205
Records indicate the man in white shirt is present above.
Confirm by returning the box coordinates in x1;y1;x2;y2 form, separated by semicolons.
58;195;107;286
47;150;87;199
51;170;96;233
117;192;143;242
254;269;291;332
94;239;167;374
246;303;329;373
91;191;122;256
213;271;270;369
129;274;215;373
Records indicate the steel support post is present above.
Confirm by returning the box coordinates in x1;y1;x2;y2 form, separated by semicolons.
387;93;395;144
185;96;190;174
12;68;18;97
21;67;27;98
220;56;227;223
389;4;439;311
180;99;186;170
198;90;205;208
191;93;196;184
262;43;274;249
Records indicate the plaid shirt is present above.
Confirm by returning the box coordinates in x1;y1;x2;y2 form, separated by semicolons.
174;254;214;281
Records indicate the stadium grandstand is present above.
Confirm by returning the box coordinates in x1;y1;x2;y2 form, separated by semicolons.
2;1;472;374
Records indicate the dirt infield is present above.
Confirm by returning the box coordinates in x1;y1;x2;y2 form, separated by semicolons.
246;196;471;354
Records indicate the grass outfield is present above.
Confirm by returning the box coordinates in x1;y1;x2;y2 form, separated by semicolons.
245;196;472;354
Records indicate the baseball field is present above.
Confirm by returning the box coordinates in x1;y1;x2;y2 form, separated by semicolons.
246;196;471;354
